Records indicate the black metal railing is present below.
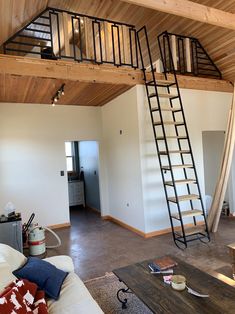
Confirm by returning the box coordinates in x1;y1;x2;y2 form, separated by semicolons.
3;7;138;69
158;31;222;79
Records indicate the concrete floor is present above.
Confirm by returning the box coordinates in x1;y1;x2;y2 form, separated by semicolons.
46;207;235;281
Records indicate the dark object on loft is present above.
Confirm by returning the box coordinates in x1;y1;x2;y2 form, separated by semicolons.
41;47;57;60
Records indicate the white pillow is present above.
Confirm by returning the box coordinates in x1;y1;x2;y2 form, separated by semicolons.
0;256;17;293
43;256;75;273
0;244;26;271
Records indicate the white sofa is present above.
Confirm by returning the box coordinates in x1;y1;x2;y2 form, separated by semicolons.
0;244;103;314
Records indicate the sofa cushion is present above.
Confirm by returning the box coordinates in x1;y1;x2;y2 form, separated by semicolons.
0;257;17;293
43;255;74;273
13;257;68;300
0;244;26;271
47;272;103;314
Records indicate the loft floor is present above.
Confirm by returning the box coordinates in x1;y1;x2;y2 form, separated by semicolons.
46;207;235;282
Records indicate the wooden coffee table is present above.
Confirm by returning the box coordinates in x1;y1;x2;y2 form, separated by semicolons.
113;256;235;313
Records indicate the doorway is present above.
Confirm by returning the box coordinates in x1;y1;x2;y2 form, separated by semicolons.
65;141;101;218
202;131;229;213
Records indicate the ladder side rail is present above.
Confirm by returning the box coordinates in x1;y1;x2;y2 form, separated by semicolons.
162;32;194;236
140;28;183;219
163;33;195;217
164;32;210;238
137;27;180;244
157;32;189;244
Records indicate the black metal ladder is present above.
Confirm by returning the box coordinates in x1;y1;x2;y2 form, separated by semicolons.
137;27;210;248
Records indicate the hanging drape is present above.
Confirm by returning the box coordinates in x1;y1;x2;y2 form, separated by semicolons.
207;84;235;232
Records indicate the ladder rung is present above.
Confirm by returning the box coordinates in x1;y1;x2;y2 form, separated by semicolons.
172;209;203;219
159;150;190;155
168;194;199;203
162;164;193;170
165;179;196;186
154;121;184;126
146;79;175;86
156;136;188;140
177;225;206;237
151;106;181;112
149;93;178;99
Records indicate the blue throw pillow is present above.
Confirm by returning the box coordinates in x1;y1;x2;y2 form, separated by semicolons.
13;257;68;300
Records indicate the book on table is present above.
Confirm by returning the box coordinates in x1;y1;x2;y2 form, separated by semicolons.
153;256;178;271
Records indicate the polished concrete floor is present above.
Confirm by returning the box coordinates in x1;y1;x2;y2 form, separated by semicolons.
46;207;235;281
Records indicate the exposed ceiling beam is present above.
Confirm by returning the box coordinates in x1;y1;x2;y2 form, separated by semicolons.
0;55;232;94
122;0;235;31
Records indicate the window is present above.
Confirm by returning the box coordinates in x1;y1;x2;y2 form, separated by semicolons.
65;142;74;172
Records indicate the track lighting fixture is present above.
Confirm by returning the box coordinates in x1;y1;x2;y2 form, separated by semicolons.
51;84;65;106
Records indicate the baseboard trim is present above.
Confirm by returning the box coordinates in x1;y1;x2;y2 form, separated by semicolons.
102;215;145;237
87;206;101;215
47;222;71;229
102;215;205;238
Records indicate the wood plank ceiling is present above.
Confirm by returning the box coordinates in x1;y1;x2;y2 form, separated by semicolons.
0;73;131;106
0;0;235;106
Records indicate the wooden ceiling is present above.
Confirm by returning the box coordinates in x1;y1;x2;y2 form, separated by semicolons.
0;73;131;106
0;0;235;85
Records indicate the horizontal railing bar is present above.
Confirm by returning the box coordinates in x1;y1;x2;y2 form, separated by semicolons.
47;7;135;28
158;31;198;41
40;15;50;19
8;41;50;48
197;62;215;66
5;48;51;56
25;27;51;34
30;21;50;27
197;68;220;72
16;34;50;41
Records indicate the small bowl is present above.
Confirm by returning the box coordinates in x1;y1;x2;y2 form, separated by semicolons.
171;275;186;291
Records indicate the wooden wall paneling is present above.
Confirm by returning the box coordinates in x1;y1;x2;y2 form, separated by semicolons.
84;17;93;60
171;35;177;70
62;12;70;56
104;22;112;62
122;25;131;65
185;38;192;72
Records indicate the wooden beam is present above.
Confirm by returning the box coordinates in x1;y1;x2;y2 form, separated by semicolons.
0;54;143;86
0;55;232;93
122;0;235;31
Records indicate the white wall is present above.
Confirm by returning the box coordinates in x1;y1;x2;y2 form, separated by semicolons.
79;141;101;211
0;85;232;233
101;87;145;232
137;85;232;233
0;103;102;226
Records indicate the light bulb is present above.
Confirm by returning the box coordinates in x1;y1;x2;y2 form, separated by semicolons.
61;90;65;96
54;97;58;102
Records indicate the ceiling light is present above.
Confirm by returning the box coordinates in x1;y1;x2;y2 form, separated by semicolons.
51;83;65;106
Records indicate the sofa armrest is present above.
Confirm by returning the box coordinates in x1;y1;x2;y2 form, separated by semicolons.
43;256;74;273
0;257;17;292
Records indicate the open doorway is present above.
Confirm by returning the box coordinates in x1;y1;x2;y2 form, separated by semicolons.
65;141;101;222
202;131;229;215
